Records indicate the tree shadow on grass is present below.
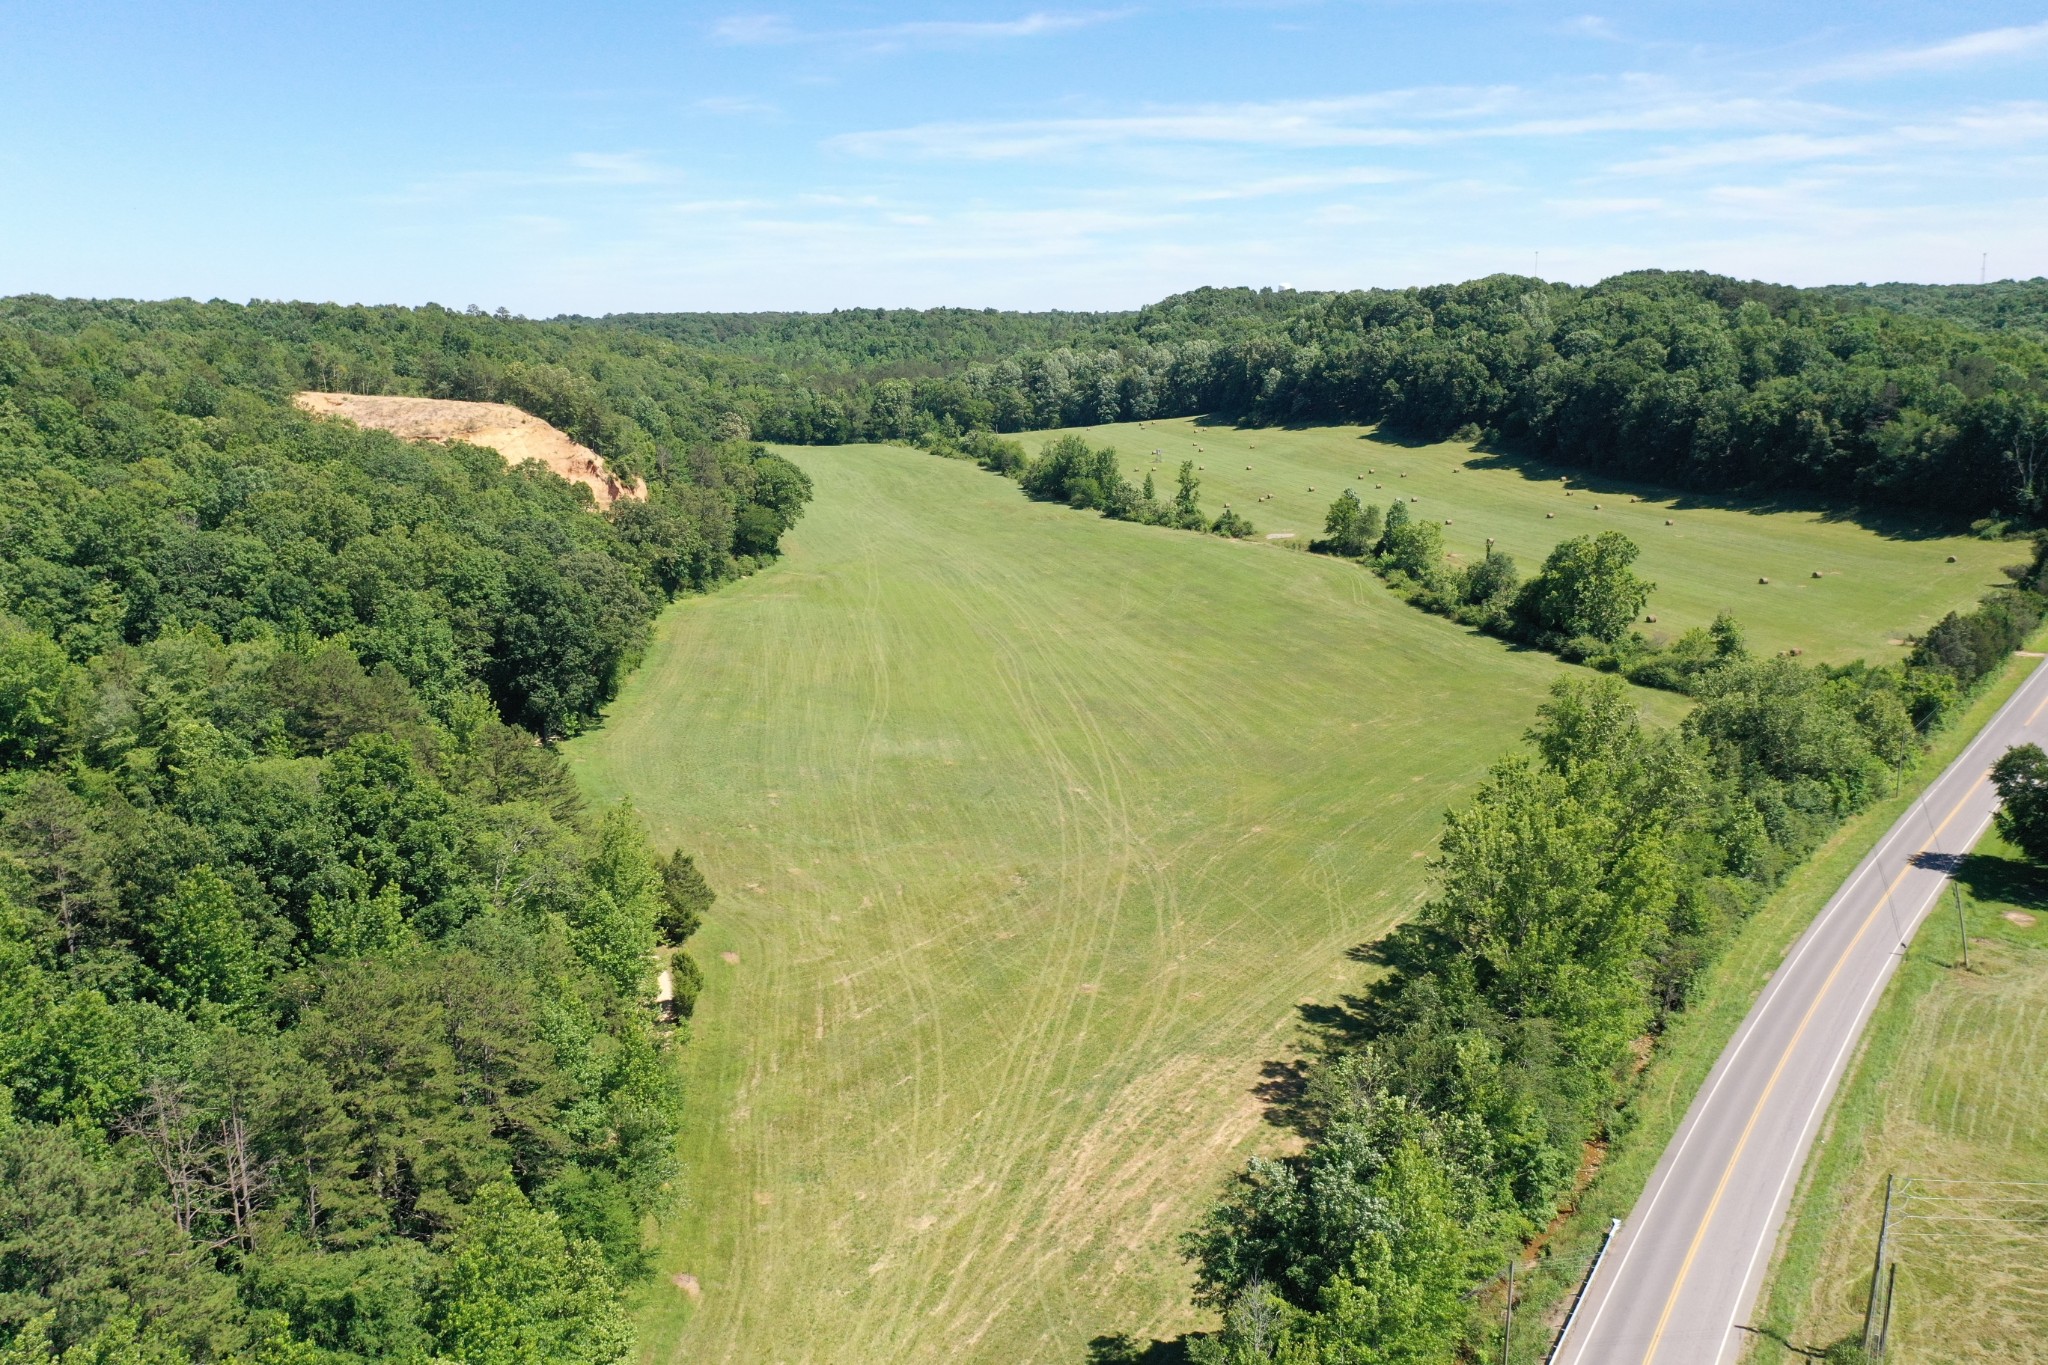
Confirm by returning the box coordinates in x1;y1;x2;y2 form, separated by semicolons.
1955;848;2048;911
1729;1323;1833;1359
1447;444;1976;545
1243;923;1442;1135
1189;416;1984;545
1086;1332;1194;1363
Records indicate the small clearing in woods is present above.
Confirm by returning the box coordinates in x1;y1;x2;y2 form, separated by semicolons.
293;391;646;507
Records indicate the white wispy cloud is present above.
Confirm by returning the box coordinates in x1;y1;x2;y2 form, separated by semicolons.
1169;167;1412;202
565;152;671;185
696;95;780;117
711;9;1128;52
1612;133;1884;176
1804;18;2048;82
381;152;684;205
1612;102;2048;176
827;86;1833;160
1561;15;1620;42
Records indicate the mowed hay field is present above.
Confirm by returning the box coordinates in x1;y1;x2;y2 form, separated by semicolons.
565;444;1621;1363
1761;831;2048;1362
1049;417;2017;663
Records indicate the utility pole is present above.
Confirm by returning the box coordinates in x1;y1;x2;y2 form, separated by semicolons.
1954;882;1971;971
1876;1262;1898;1357
1863;1174;1895;1352
1502;1259;1514;1365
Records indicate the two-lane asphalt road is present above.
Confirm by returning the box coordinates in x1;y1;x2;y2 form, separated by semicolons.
1552;654;2048;1365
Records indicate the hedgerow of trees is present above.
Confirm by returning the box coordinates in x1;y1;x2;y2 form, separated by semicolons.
920;428;1253;538
1178;657;1935;1362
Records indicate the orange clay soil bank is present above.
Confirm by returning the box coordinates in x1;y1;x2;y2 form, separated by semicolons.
293;391;646;508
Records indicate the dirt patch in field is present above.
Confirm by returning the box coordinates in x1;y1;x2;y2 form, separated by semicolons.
293;391;647;508
671;1272;701;1298
2003;911;2037;927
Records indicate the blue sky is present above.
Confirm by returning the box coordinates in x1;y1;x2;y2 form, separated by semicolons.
3;2;2045;312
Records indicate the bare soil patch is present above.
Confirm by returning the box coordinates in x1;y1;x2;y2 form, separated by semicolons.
293;391;646;508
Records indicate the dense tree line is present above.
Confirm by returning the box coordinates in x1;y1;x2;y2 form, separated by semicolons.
0;298;812;736
1179;657;1925;1362
706;274;2048;521
1816;279;2048;340
1144;528;2048;1362
578;305;1132;376
0;299;805;1362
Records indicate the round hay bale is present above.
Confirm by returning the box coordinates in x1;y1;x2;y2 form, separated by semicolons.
1789;647;1804;656
1665;519;1674;525
1812;570;1823;578
1565;490;1574;496
1758;576;1770;584
1308;486;1315;491
1409;495;1418;503
1947;554;1958;563
1245;465;1252;470
1546;512;1555;518
1594;503;1602;510
1444;519;1453;525
1646;614;1657;623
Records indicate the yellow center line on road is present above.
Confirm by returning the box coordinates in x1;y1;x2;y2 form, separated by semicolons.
1637;776;1983;1365
2027;687;2048;726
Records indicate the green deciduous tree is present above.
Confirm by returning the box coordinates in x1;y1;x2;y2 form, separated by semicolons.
1515;531;1654;644
1380;519;1445;587
572;805;662;998
424;1182;630;1365
1992;742;2048;860
146;867;262;1014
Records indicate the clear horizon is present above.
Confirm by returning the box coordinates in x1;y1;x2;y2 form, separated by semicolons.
4;1;2046;314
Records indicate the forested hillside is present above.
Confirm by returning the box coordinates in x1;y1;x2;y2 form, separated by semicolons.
582;287;1330;377
1818;278;2048;338
578;306;1131;374
661;273;2048;521
0;298;807;1362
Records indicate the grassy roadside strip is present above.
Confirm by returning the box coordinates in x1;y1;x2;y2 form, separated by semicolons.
1472;646;2044;1364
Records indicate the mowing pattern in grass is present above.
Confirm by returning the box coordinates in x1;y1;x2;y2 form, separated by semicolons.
1053;417;2018;663
1761;829;2048;1362
563;444;1613;1363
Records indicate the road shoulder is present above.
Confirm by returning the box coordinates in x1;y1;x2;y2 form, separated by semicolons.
1497;650;2044;1361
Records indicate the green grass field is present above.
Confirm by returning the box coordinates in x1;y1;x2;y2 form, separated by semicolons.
1045;417;2017;663
565;443;1616;1363
564;435;2027;1364
1759;828;2048;1362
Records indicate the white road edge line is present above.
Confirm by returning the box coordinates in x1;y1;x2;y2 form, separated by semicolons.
1712;800;2002;1363
1553;656;2048;1365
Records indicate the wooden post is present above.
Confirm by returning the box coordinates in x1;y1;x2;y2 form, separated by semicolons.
1863;1175;1895;1351
1503;1259;1514;1365
1876;1261;1898;1357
